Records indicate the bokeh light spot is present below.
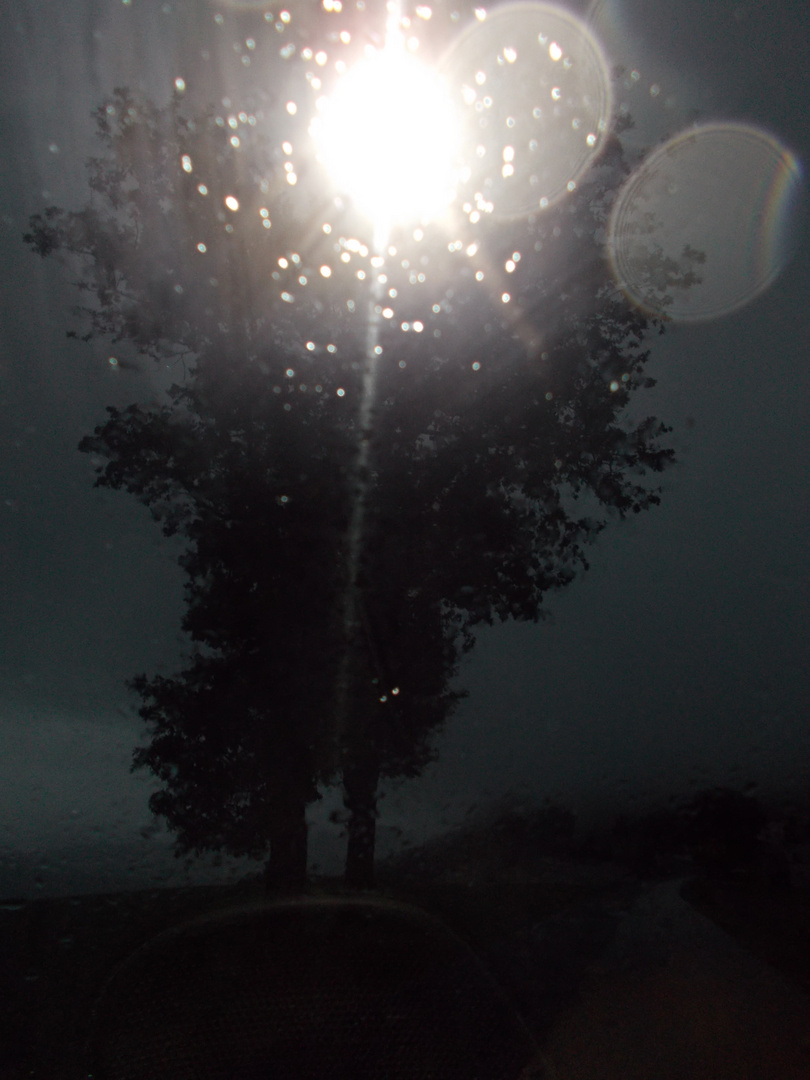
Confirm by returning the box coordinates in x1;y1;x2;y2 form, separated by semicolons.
608;123;805;321
442;1;611;217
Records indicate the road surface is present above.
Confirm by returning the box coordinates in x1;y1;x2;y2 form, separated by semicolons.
487;876;810;1079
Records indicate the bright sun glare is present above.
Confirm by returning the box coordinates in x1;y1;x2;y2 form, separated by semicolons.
310;46;460;236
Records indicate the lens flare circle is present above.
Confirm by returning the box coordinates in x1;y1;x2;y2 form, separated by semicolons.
311;48;460;230
608;123;805;322
441;1;612;219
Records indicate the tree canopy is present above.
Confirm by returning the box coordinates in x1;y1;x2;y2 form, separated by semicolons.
25;73;678;887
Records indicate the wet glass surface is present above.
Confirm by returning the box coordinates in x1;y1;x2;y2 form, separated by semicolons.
1;1;808;1076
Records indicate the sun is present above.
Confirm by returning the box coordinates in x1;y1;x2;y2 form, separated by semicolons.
310;43;461;239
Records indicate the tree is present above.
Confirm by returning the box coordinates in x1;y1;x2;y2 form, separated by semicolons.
684;787;769;879
89;366;354;889
26;73;679;889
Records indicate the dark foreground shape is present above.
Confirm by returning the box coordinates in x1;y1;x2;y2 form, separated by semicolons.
86;895;549;1080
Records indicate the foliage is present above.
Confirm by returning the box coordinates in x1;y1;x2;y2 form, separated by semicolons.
25;78;677;873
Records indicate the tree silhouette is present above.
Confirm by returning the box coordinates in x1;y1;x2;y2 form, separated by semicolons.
25;78;679;889
684;786;769;879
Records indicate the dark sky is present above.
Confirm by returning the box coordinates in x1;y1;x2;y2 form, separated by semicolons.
1;0;808;896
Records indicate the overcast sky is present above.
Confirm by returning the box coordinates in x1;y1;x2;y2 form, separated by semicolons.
1;0;808;897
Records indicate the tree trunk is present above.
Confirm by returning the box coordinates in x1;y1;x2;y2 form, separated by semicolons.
264;796;309;895
343;756;380;890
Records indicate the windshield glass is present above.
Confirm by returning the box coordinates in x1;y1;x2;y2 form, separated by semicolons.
2;1;808;1077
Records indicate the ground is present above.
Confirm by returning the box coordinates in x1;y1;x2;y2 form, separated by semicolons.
2;849;810;1078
